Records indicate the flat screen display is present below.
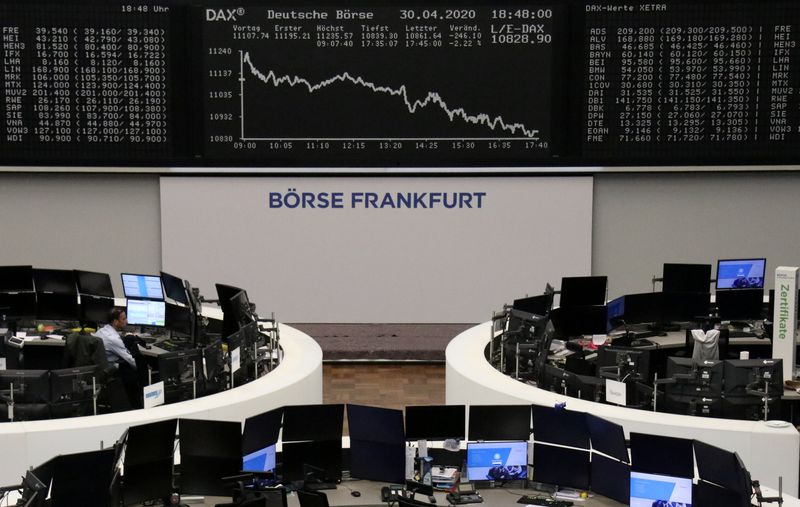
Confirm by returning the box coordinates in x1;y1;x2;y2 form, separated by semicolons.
126;299;166;327
121;273;164;300
466;441;528;482
242;444;276;473
75;270;114;298
630;471;692;507
716;259;766;289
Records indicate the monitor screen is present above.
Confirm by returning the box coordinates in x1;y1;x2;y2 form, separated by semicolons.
0;265;34;292
350;440;405;483
623;292;665;325
717;258;766;290
74;270;114;298
468;405;531;441
466;441;528;482
716;289;764;320
243;443;276;473
79;295;114;324
126;299;166;327
282;404;344;442
723;359;783;397
549;305;608;338
512;294;551;316
281;440;342;482
629;433;693;479
0;369;50;403
606;296;625;332
242;407;283;456
347;404;405;445
216;283;250;338
36;293;79;321
165;303;192;336
693;440;751;496
33;269;77;294
663;263;712;293
590;454;630;505
160;271;189;304
532;444;590;490
532;405;589;449
586;414;628;463
559;276;607;307
405;405;466;440
121;273;164;300
630;471;693;507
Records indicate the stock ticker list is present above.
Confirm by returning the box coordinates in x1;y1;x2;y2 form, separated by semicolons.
0;4;171;161
582;2;800;160
202;4;559;162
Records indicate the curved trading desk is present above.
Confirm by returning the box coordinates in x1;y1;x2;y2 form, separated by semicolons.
0;323;322;486
445;322;800;497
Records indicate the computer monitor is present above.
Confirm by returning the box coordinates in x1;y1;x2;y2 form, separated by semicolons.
227;321;259;385
157;349;203;403
0;292;36;318
716;289;764;320
33;269;77;294
532;405;589;449
243;443;277;474
629;433;693;479
201;339;225;394
405;405;466;440
466;441;528;482
693;440;751;503
597;346;651;383
242;407;283;468
723;358;783;397
512;294;551;316
717;258;766;290
282;404;344;441
121;273;164;300
122;419;177;506
532;443;590;489
662;263;711;293
606;296;625;332
664;392;723;418
74;270;114;298
281;440;342;483
179;418;242;496
347;404;406;483
665;356;724;397
590;454;630;504
549;305;608;338
79;295;114;324
559;276;607;307
586;414;628;463
36;293;80;321
0;265;34;292
0;369;50;403
165;302;193;336
160;271;189;305
620;292;665;325
468;405;531;441
629;471;692;507
126;299;166;327
50;365;97;418
50;448;116;507
229;290;256;328
662;291;711;322
216;283;249;338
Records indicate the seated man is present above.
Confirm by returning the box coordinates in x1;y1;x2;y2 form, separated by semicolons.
94;307;142;408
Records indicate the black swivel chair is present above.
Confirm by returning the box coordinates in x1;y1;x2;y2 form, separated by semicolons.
297;490;329;507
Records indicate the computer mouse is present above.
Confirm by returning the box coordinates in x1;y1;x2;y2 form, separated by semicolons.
351;491;361;497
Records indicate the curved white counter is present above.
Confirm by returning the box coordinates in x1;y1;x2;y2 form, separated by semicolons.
0;323;322;486
445;322;800;496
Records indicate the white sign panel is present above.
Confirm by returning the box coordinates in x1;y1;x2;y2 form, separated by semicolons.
143;381;165;409
161;177;593;323
605;379;627;406
231;347;241;373
773;266;798;382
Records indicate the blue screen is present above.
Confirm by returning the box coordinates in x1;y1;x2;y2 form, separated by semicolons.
121;273;164;299
467;441;528;481
607;296;625;332
242;444;276;473
716;259;766;289
630;471;692;507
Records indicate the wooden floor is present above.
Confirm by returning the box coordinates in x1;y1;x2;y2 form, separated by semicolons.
323;363;445;434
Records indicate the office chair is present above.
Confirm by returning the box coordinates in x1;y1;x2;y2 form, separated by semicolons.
297;489;329;507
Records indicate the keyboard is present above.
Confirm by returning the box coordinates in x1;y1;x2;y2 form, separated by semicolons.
304;482;337;491
516;496;573;506
448;493;484;504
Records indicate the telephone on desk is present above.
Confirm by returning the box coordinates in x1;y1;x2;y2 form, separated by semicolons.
446;482;483;504
381;484;404;502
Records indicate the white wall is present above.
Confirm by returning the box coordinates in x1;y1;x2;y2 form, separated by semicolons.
593;172;800;298
0;174;162;295
160;176;593;323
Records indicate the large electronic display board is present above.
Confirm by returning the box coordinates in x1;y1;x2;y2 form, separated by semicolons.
3;1;800;169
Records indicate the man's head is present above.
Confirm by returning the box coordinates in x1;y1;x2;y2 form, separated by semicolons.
109;307;128;331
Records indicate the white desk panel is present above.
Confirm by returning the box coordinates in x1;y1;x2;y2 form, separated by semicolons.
0;323;322;487
445;322;800;496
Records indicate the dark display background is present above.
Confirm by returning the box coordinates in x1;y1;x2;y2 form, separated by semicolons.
2;1;800;168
